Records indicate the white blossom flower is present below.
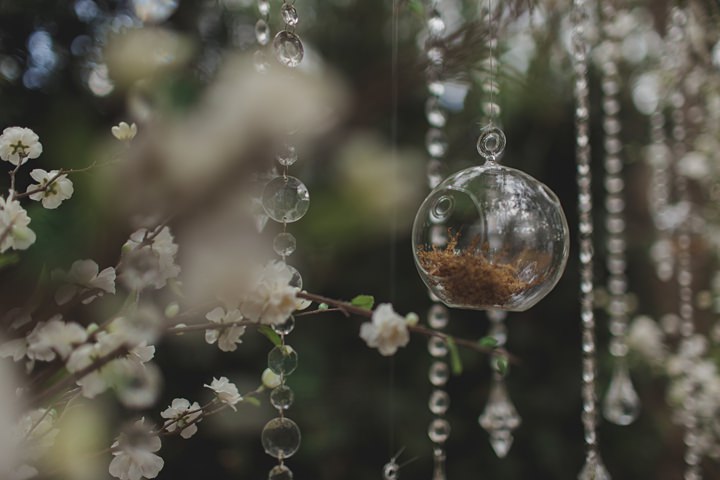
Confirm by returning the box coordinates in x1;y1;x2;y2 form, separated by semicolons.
109;419;164;480
54;259;116;305
16;408;59;460
205;307;246;352
204;376;242;410
0;197;35;252
112;122;138;141
26;317;88;362
119;227;180;291
359;303;410;356
0;127;42;165
160;398;201;439
9;465;38;480
0;338;28;362
240;261;298;326
25;169;73;209
66;332;154;399
627;315;666;367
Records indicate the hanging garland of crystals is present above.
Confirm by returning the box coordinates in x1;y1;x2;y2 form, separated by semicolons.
572;0;611;478
260;3;307;479
421;3;452;478
254;0;271;73
666;6;704;479
475;1;521;459
599;0;640;428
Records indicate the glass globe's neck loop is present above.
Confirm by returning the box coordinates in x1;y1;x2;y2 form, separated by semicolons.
477;124;506;163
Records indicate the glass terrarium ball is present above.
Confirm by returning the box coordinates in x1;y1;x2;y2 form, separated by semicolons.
412;163;569;312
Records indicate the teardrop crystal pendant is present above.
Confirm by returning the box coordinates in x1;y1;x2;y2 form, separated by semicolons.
478;378;521;458
273;31;304;68
602;365;640;426
578;450;611;480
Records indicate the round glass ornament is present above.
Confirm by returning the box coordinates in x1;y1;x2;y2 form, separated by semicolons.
412;128;569;312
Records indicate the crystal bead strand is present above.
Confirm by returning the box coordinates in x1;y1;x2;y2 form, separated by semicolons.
647;106;674;281
254;0;271;73
422;4;451;479
479;310;521;458
599;0;640;428
572;0;611;478
667;7;703;479
260;4;307;479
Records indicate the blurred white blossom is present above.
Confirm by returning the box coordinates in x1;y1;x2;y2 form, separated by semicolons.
26;317;87;362
119;227;180;291
359;303;410;356
109;419;164;480
239;261;298;326
112;122;138;141
26;169;73;209
0;127;42;166
0;197;36;252
54;259;116;305
627;315;666;367
160;398;201;439
261;368;282;389
204;376;242;410
204;307;245;352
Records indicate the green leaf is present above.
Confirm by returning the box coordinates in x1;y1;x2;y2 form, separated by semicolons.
258;326;282;347
446;336;463;376
243;396;261;407
408;0;425;15
493;355;509;377
0;253;20;270
318;303;329;310
350;295;375;310
478;336;499;349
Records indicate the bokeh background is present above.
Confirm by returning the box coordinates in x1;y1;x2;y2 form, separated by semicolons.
1;0;720;479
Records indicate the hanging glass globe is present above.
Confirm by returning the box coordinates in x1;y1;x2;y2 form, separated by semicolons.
412;127;569;312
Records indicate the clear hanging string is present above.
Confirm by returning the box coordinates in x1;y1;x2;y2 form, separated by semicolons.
260;3;308;479
572;0;611;478
599;0;640;427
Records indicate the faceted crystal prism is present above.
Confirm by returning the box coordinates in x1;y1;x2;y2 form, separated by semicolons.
262;176;310;223
261;417;301;459
578;451;611;480
603;365;640;426
273;31;304;68
268;345;298;376
479;379;521;458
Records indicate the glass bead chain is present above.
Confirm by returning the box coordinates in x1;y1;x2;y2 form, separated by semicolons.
599;0;640;428
572;0;611;478
647;107;674;281
667;7;703;479
254;0;271;73
260;4;307;480
422;4;451;479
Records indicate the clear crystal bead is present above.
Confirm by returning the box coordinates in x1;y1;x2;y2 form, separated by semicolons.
285;264;303;289
428;418;451;443
269;464;293;480
254;50;270;74
273;31;304;68
272;315;295;335
426;128;448;158
258;0;270;16
426;97;447;127
276;143;298;166
268;345;298;376
429;361;449;386
428;337;448;357
262;176;310;223
383;461;399;480
427;159;446;189
261;417;301;459
427;305;449;329
427;9;446;36
270;384;295;410
255;19;270;45
429;389;450;415
479;379;521;458
273;232;297;257
281;3;299;26
477;125;507;161
578;451;611;480
602;365;640;426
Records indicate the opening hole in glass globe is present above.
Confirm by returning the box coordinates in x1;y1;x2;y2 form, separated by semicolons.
430;195;454;223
